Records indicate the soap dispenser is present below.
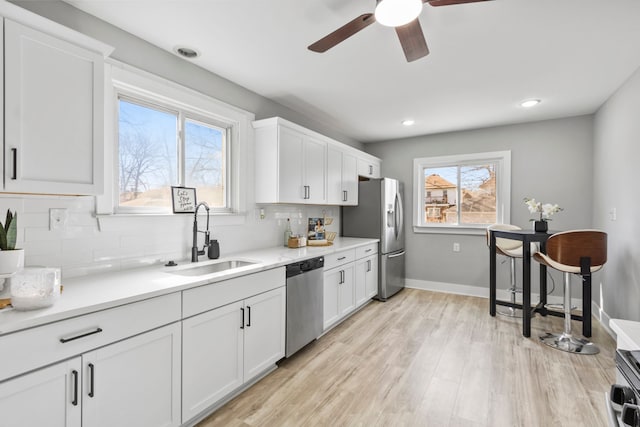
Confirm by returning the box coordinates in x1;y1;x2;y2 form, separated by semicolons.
208;240;220;259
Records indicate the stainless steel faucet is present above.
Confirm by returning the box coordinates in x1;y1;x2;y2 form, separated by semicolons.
191;202;210;262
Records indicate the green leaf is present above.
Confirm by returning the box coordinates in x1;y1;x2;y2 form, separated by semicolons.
0;225;7;251
6;212;16;250
4;210;11;233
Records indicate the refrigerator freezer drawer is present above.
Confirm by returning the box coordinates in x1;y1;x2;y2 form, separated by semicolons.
379;250;405;300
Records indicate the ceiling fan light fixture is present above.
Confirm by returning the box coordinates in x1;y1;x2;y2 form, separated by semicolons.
375;0;423;27
402;119;415;126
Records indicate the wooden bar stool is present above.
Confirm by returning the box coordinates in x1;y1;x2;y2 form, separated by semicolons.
532;230;607;354
486;224;537;318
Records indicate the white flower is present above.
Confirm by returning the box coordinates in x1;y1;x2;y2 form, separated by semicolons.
524;197;563;220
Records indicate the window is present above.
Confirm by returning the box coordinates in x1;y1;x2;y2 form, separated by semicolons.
413;151;511;234
117;97;228;212
103;63;253;217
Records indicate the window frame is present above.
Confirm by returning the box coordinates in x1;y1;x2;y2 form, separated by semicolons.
98;61;254;217
412;151;511;235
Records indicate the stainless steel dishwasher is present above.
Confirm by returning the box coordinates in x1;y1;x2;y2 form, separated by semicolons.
285;256;324;358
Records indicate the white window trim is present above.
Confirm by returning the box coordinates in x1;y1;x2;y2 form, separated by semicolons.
97;59;254;218
412;150;511;235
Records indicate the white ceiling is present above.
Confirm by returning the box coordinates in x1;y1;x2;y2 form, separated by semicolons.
63;0;640;143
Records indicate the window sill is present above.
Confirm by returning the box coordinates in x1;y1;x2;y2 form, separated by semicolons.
413;225;487;236
96;211;247;232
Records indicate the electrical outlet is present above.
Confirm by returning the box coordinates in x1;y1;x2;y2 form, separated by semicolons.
453;242;460;252
49;208;68;231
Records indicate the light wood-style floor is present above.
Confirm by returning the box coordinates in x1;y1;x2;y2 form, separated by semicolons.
197;288;616;427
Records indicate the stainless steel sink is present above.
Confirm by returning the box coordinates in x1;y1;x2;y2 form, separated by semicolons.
166;260;258;276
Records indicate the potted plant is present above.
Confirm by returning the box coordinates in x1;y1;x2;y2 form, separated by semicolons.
0;209;24;277
524;198;563;232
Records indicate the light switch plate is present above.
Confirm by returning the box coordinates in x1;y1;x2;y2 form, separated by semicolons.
49;208;68;231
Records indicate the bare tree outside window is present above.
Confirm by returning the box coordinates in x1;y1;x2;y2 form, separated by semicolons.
185;119;226;208
118;99;177;208
424;163;496;225
117;98;227;211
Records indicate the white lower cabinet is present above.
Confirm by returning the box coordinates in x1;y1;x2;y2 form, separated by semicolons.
82;323;181;427
323;264;355;330
0;322;181;427
182;286;286;422
324;244;379;331
0;357;82;427
355;254;379;307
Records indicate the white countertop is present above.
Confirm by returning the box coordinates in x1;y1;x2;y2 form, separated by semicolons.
610;318;640;349
0;237;378;336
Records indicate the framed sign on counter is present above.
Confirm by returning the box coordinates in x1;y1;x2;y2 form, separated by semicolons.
171;186;197;213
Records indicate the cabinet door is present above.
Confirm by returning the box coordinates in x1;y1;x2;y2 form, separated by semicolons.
338;265;356;317
357;158;381;179
243;287;286;380
365;255;379;300
327;148;358;206
0;357;82;427
82;323;181;427
327;146;343;205
182;301;244;422
4;19;104;195
342;152;358;205
355;258;368;307
277;126;305;203
323;269;341;330
303;135;327;204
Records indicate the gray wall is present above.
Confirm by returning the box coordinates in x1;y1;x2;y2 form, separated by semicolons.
593;67;640;322
365;116;594;293
10;0;363;150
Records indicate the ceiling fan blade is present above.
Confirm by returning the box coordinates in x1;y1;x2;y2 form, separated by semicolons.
395;19;429;62
426;0;492;6
308;13;375;53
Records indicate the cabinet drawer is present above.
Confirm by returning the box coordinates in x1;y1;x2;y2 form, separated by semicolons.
183;267;285;318
0;293;181;382
324;249;356;270
356;243;378;259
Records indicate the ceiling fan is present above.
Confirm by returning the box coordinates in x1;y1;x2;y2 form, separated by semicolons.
308;0;492;62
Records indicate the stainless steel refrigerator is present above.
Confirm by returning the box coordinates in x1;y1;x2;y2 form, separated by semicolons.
342;178;405;300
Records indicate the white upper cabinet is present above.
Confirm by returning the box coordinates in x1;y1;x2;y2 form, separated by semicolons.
254;117;380;206
2;13;112;195
327;145;358;206
255;119;327;204
357;156;382;179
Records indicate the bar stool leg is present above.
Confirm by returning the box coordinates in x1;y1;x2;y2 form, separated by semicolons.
497;257;522;318
539;272;599;354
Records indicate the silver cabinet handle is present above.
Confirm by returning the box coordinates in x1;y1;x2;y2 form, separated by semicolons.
367;260;371;272
365;248;372;253
240;307;245;329
343;190;347;202
369;165;373;175
339;270;344;284
60;327;103;343
337;256;346;261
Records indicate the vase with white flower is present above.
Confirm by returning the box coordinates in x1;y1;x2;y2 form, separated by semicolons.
524;198;563;232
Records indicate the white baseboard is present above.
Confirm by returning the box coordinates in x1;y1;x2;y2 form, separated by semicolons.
405;279;615;339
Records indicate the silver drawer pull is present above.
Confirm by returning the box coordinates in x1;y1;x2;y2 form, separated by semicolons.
60;327;103;343
337;256;346;261
365;249;372;253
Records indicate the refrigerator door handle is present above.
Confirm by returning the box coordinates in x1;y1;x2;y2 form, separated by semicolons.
395;191;404;240
388;251;406;259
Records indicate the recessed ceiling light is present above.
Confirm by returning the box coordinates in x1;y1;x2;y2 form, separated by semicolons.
174;46;200;59
520;99;541;108
402;119;415;126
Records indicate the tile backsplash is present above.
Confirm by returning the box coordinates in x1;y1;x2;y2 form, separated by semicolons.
0;194;340;279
